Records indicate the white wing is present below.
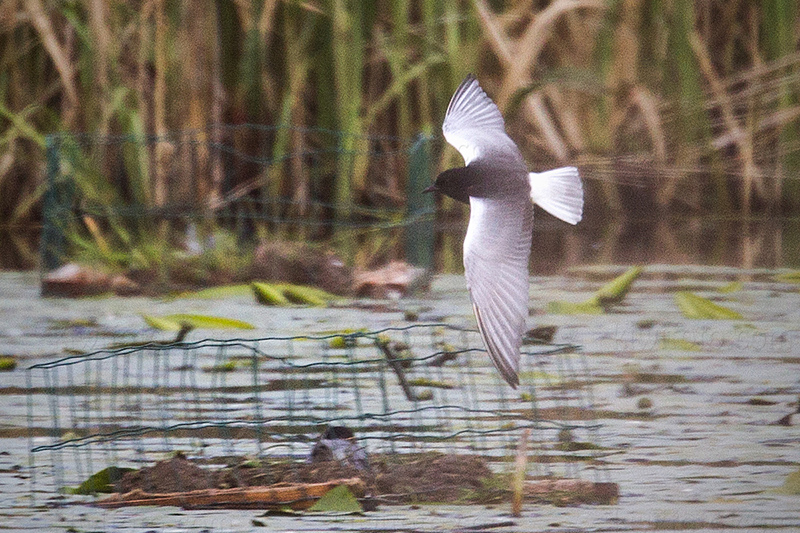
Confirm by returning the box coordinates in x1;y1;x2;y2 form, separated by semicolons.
442;75;521;166
463;196;533;388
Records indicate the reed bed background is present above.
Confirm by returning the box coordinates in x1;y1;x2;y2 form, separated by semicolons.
2;0;799;235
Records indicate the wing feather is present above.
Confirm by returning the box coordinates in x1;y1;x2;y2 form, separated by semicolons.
463;197;533;388
442;75;519;166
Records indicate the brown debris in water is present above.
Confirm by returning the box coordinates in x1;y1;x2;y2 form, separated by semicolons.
111;452;618;508
115;452;492;505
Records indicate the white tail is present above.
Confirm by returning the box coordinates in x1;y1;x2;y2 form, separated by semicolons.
528;166;583;225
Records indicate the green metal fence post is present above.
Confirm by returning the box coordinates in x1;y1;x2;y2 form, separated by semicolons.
40;135;67;280
405;134;435;269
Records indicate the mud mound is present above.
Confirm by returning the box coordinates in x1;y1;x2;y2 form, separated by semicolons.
116;452;495;504
117;455;213;494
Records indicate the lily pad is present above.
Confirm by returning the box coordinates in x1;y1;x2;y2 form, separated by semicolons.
718;281;743;293
774;468;800;495
142;313;255;331
659;337;702;351
546;300;604;315
251;282;291;306
591;266;643;306
408;378;456;389
307;485;363;514
180;284;253;299
64;466;136;495
142;314;185;331
251;282;339;306
773;271;800;283
674;291;742;320
202;361;237;373
0;356;17;371
278;284;337;306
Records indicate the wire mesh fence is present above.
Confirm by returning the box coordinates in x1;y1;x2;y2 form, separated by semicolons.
26;324;607;500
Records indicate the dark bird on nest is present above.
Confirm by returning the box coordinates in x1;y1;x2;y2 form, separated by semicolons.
309;426;369;470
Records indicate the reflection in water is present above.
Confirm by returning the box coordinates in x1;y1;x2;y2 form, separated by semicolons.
435;215;800;275
2;216;798;274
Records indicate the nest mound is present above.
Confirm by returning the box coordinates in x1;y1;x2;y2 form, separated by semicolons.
117;452;496;504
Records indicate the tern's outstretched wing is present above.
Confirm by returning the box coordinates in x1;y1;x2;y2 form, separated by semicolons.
442;74;520;166
463;196;534;388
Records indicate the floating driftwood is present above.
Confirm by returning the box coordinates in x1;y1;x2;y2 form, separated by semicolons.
96;478;366;510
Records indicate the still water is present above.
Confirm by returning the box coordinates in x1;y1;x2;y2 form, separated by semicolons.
2;215;799;273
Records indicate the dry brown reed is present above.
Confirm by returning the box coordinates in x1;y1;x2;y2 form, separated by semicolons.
1;0;798;229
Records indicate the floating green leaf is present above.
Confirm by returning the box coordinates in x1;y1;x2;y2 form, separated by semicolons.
408;378;455;389
251;282;338;306
278;284;338;306
142;313;255;331
659;337;702;351
774;271;800;283
180;284;253;299
307;485;363;514
547;267;642;314
63;466;135;495
329;335;357;349
142;314;184;331
718;281;743;293
415;390;434;401
0;356;17;371
546;300;604;315
590;266;643;306
674;291;742;320
202;361;237;373
775;468;800;495
251;282;291;306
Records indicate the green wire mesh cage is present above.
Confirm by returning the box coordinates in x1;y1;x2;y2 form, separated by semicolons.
26;324;607;500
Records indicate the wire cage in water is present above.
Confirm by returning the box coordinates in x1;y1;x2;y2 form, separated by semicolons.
26;324;607;501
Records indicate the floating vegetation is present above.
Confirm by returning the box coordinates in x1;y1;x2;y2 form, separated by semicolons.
202;361;237;373
773;271;800;284
747;398;778;406
307;485;364;514
280;284;338;306
674;291;743;320
142;313;255;331
637;397;654;410
555;440;602;452
251;282;291;306
626;372;688;384
0;356;17;372
546;300;604;315
328;334;360;349
413;390;434;401
549;266;642;314
407;378;456;389
180;284;254;299
251;282;339;307
591;266;643;307
403;309;419;321
775;468;800;495
523;325;558;344
659;337;702;351
718;281;743;293
64;466;136;495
